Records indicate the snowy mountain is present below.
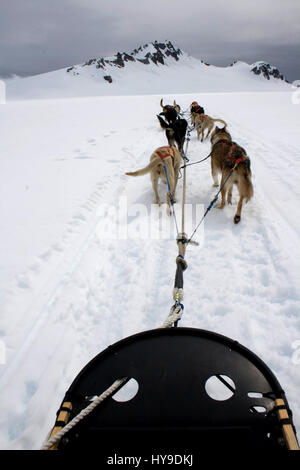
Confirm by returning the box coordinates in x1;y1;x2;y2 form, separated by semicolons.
67;40;289;85
5;40;291;101
250;61;288;81
67;40;183;75
0;39;299;451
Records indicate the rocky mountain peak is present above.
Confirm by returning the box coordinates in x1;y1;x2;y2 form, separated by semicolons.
66;40;183;75
250;61;288;82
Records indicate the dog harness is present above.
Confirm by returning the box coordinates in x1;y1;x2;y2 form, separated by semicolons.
191;104;205;114
213;139;247;168
156;146;176;161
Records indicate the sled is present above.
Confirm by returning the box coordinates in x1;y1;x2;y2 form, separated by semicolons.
46;327;299;452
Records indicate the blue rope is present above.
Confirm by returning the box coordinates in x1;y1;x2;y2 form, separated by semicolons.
163;164;179;236
163;164;172;194
186;169;234;245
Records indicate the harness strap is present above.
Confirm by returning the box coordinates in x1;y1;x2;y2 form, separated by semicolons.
156;146;176;161
212;138;231;148
225;143;247;165
213;139;247;167
191;105;204;114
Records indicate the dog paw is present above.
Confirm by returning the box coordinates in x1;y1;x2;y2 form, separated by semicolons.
216;204;225;210
234;215;241;224
213;183;219;187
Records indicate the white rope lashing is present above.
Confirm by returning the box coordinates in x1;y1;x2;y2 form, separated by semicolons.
42;301;184;450
42;377;128;450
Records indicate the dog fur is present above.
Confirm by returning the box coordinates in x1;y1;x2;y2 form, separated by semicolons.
195;114;227;142
159;99;180;125
125;146;181;213
157;114;188;152
210;126;254;223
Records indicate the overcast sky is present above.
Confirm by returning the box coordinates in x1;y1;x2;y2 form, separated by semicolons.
0;0;299;81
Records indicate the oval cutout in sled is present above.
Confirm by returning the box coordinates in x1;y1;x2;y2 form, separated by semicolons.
205;374;236;401
248;392;263;398
112;378;139;402
250;406;267;414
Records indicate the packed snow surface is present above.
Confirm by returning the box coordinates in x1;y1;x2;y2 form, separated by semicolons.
0;62;299;450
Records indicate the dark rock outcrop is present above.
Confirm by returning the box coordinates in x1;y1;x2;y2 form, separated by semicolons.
103;75;113;83
250;62;288;82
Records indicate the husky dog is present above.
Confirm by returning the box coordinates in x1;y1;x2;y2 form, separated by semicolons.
195;114;227;142
159;99;180;125
210;126;253;223
157;114;188;152
125;146;181;213
190;101;205;126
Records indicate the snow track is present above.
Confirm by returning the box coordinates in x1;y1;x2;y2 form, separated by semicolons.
0;91;299;449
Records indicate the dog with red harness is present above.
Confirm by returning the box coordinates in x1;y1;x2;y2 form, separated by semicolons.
210;126;253;224
125;146;181;213
190;101;205;126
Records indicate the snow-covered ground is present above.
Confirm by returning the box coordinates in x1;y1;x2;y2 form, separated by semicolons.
0;68;299;450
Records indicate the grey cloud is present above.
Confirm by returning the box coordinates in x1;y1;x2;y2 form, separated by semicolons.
0;0;299;80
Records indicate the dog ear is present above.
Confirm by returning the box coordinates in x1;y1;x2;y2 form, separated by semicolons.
174;100;180;113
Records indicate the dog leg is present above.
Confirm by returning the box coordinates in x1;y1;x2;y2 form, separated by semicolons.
227;184;233;204
200;128;204;142
151;173;161;206
172;166;180;203
217;173;229;209
211;160;219;187
206;124;213;140
166;165;177;205
217;192;226;209
234;196;244;223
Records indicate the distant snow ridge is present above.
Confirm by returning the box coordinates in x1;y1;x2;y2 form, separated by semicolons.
66;40;288;86
67;40;183;82
250;61;288;82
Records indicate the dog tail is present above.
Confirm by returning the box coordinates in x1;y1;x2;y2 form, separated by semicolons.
125;159;158;177
242;162;254;202
245;177;254;202
157;114;170;129
213;118;227;127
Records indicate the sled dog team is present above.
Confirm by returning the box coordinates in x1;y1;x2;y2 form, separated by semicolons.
125;99;253;224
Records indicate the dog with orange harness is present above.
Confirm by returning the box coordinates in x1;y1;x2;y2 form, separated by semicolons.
125;146;181;213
